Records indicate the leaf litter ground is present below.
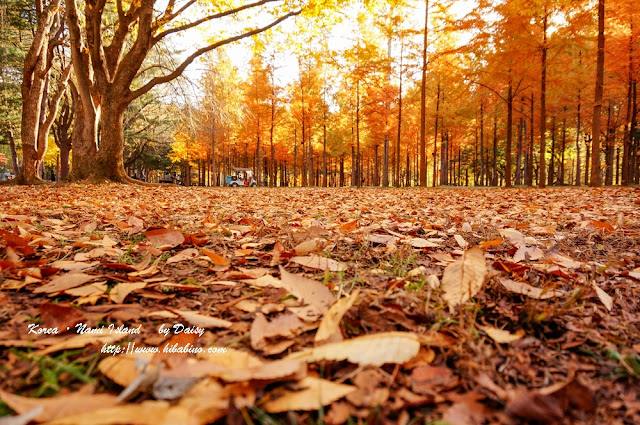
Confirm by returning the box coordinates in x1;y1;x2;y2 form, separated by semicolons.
0;185;639;425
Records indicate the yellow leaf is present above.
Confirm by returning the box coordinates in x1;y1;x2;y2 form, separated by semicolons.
441;247;487;310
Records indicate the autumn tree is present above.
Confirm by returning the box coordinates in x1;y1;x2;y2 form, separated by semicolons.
64;0;301;182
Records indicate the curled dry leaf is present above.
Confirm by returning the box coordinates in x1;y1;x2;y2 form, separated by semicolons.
499;278;565;300
294;238;326;256
287;332;420;367
36;333;127;356
263;376;356;413
454;234;468;249
290;255;347;272
199;248;230;267
109;281;147;304
592;283;613;311
33;273;99;294
315;288;360;343
409;238;441;248
166;248;199;264
478;325;525;344
279;266;335;313
145;228;185;248
441;247;487;309
168;309;232;329
0;390;118;423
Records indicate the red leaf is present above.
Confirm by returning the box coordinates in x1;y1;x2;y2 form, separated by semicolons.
0;229;35;256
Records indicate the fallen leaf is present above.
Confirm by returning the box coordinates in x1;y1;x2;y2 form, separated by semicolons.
592;283;613;311
294;238;326;256
33;273;100;294
454;234;468;249
315;288;359;343
279;266;335;313
199;248;230;266
109;281;147;303
478;325;525;343
411;365;459;394
441;247;487;309
145;228;185;248
499;278;565;300
263;376;356;413
290;255;347;272
36;333;127;356
409;238;441;248
287;332;420;366
166;248;199;264
0;390;117;423
169;309;232;329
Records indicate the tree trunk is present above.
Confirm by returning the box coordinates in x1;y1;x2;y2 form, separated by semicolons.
548;117;555;186
539;11;548;188
383;136;389;187
527;92;534;186
505;82;513;187
576;88;582;186
395;38;404;188
419;0;429;186
8;130;20;174
93;100;129;181
590;0;605;187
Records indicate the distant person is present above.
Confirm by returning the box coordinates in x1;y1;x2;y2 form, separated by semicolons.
51;170;56;182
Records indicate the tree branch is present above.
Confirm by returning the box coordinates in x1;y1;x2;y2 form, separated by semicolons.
153;0;281;43
128;9;301;103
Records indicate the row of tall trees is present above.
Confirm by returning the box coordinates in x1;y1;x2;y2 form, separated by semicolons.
169;0;638;188
3;0;638;187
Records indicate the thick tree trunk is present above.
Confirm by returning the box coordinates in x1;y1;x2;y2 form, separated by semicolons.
93;100;129;181
590;0;605;187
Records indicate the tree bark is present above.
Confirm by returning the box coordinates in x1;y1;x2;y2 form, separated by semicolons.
505;82;513;187
419;0;429;186
539;11;548;188
590;0;605;187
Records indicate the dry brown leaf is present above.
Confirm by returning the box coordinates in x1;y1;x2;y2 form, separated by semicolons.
169;309;232;329
43;400;171;425
290;255;347;272
98;353;155;387
109;281;147;304
263;376;356;413
166;248;199;264
315;288;359;343
294;238;326;256
33;273;100;294
279;266;335;313
64;282;108;297
36;333;127;356
409;238;441;248
145;228;185;248
592;283;613;311
454;234;468;249
441;247;487;309
499;278;565;300
0;390;117;423
287;332;420;366
222;358;306;382
478;325;525;343
199;248;230;266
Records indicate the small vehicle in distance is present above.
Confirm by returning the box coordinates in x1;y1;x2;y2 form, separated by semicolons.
226;168;257;187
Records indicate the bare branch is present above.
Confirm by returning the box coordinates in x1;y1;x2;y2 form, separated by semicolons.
154;0;281;43
128;9;301;103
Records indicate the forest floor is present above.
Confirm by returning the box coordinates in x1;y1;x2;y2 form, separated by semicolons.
0;185;639;425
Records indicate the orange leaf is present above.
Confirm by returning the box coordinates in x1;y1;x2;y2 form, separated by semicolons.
589;221;614;232
479;238;503;249
145;228;185;247
199;248;230;266
339;220;358;232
